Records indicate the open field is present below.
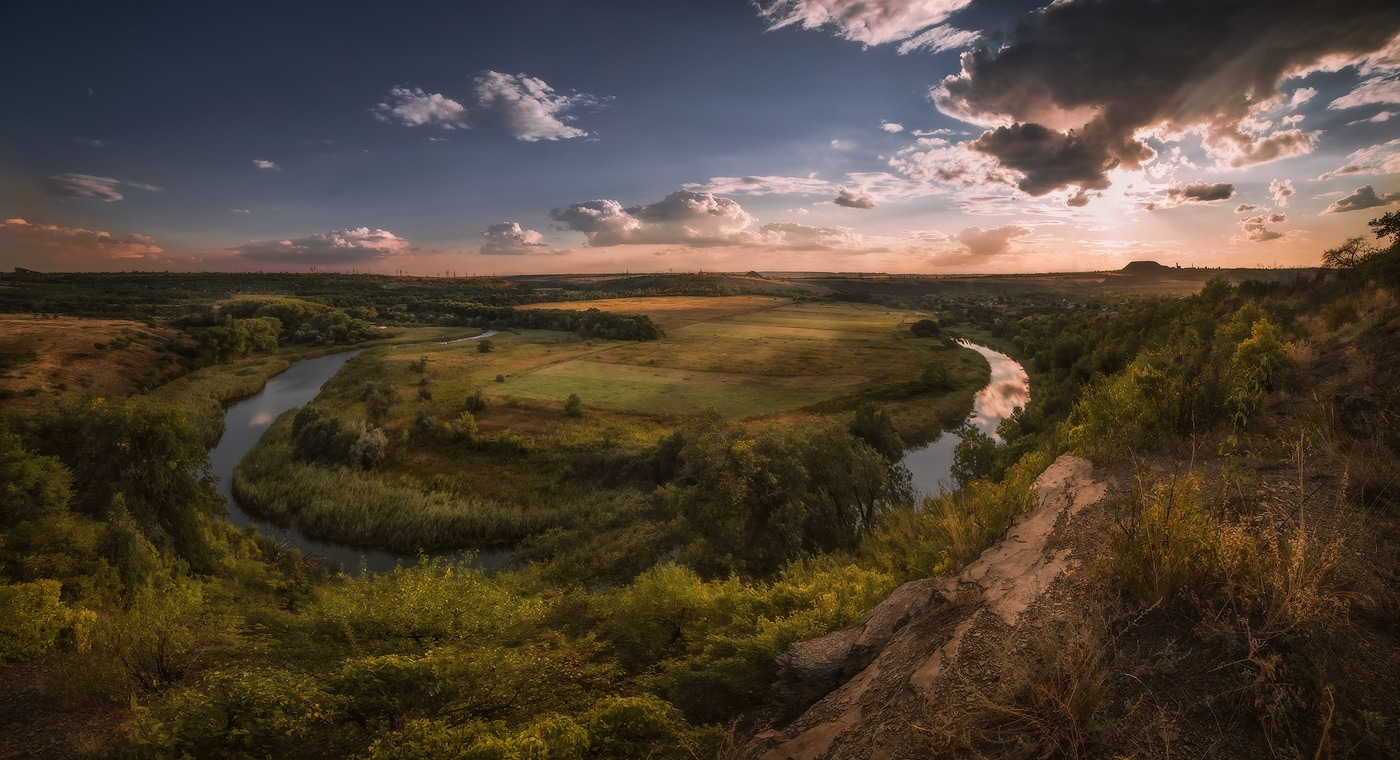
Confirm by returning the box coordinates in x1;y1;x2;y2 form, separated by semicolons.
0;315;183;404
234;297;989;548
527;294;791;329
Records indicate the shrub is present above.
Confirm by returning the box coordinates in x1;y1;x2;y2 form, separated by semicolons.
477;338;494;353
564;393;583;417
0;580;72;662
911;318;941;337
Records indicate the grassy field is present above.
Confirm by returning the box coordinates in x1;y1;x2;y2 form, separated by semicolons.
0;315;183;405
235;297;990;548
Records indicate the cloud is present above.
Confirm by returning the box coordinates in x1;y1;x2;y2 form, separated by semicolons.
1329;77;1400;110
252;159;280;171
1145;181;1236;210
1238;213;1288;242
755;0;977;50
227;208;250;215
757;222;878;251
1317;138;1400;179
829;138;855;150
373;86;470;128
932;2;1400;196
833;187;877;209
480;222;561;255
880;121;904;133
374;73;601;141
237;227;411;263
46;174;161;202
71;137;105;148
1269;178;1295;207
888;137;1017;191
0;218;163;261
472;71;600;142
685;175;835;196
1235;203;1266;213
1066;188;1091;207
952;225;1031;262
550;191;757;247
1289;87;1317;107
1349;110;1395;124
1323;184;1400;214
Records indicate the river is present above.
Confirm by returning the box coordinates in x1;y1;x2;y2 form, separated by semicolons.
899;341;1030;500
211;338;1025;570
208;348;510;574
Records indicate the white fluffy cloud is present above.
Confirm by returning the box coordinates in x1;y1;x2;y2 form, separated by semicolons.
46;174;162;202
237;227;411;263
1238;213;1288;243
1269;178;1295;207
479;222;559;255
374;72;600;141
888;137;1017;191
252;159;280;171
754;0;977;52
1;218;163;260
880;121;904;133
374;86;470;128
550;191;756;247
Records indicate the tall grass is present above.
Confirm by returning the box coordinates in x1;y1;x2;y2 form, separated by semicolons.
233;414;586;551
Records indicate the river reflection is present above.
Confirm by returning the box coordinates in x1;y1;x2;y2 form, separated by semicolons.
899;341;1030;500
210;349;509;575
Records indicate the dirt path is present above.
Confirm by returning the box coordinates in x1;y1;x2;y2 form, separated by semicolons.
733;455;1110;760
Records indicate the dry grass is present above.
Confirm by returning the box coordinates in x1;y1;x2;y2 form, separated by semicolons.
0;315;183;405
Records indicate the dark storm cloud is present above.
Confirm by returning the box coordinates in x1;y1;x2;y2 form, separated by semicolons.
935;0;1400;196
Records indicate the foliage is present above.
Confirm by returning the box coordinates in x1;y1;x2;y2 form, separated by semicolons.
0;580;78;661
477;337;495;353
564;392;583;417
911;318;941;337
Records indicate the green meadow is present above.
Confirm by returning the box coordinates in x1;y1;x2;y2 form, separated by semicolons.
233;297;989;550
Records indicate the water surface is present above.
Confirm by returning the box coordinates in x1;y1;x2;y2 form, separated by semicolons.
899;341;1030;500
210;349;509;574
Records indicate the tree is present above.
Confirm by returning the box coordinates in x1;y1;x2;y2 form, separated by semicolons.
1321;237;1374;270
477;339;494;354
910;318;941;337
363;381;400;425
951;425;997;487
849;403;903;461
564;393;583;417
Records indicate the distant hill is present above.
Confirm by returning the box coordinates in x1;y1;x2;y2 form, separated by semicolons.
1120;260;1170;276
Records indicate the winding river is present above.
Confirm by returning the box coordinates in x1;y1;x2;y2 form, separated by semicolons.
899;341;1031;500
210;338;1026;571
209;349;509;574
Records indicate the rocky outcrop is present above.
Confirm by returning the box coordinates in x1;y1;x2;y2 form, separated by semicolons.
735;455;1109;760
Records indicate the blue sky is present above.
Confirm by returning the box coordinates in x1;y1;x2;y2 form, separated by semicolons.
2;0;1399;274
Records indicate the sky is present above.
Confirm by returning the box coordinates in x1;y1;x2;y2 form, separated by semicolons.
2;0;1399;275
